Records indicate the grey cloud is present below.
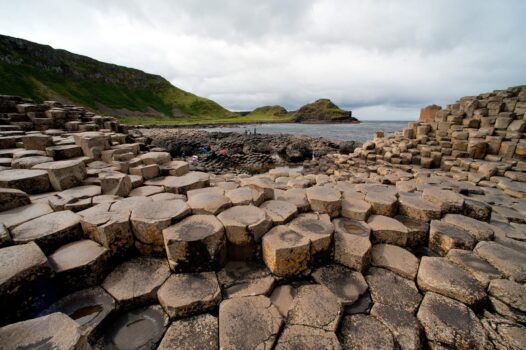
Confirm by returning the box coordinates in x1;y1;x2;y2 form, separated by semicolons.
0;0;524;120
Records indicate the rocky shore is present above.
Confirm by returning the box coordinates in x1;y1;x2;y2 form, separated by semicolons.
140;128;358;174
0;86;525;349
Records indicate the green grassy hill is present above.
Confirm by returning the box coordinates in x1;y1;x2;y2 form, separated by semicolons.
293;99;356;122
0;34;234;120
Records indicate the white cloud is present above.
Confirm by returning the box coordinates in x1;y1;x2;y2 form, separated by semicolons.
0;0;524;120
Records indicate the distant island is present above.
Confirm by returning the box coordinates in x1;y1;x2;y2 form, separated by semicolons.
0;34;356;125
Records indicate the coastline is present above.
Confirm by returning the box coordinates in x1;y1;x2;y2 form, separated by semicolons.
127;119;361;129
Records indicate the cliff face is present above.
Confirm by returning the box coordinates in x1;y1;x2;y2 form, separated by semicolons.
293;99;356;123
0;35;233;118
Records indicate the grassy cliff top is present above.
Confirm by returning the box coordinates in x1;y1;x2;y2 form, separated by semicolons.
294;98;355;122
0;34;234;119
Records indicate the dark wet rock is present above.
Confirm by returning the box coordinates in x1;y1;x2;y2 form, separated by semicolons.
219;295;283;350
163;214;226;272
0;188;30;211
95;304;169;350
416;292;491;349
370;303;424;350
366;267;422;313
157;272;221;319
158;314;218;350
339;314;396;350
312;264;368;305
0;242;53;325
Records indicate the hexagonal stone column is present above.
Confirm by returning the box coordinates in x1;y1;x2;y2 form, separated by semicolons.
417;257;486;307
163;214;226;272
225;186;264;206
187;189;232;215
333;218;372;272
157;272;221;319
342;197;371;221
217;205;272;260
339;314;396;350
274;188;310;212
371;243;419;280
0;242;53;325
312;264;368;305
422;187;465;213
95;305;169;349
11;210;83;253
474;241;526;282
219;295;283;350
288;284;342;331
101;257;170;309
417;292;491;349
429;220;475;256
130;199;190;255
275;325;341;350
48;239;110;292
260;199;298;224
0;312;90;350
99;172;132;197
370;303;424;350
289;213;334;264
368;215;410;246
39;286;115;343
78;203;134;255
366;267;422;313
398;192;441;222
0;188;30;211
306;186;341;217
0;202;53;231
158;314;218;350
34;159;87;191
22;134;53;150
364;191;398;216
217;261;275;299
262;225;310;277
0;169;50;193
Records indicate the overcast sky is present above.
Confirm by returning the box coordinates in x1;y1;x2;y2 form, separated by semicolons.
1;0;525;120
